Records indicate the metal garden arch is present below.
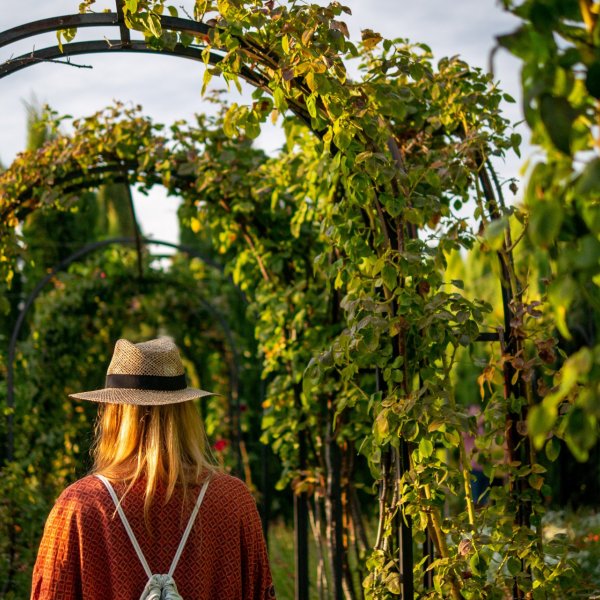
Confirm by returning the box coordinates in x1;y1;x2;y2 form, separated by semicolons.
0;4;531;600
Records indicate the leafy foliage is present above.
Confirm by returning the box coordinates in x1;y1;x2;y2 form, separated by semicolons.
498;0;600;461
1;0;599;597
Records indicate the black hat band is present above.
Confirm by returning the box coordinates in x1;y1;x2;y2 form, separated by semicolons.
105;373;187;391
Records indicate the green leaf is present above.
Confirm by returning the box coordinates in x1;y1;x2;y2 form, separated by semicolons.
306;94;317;119
529;2;555;33
152;14;162;36
469;553;486;576
385;573;401;595
375;411;389;441
201;69;212;96
419;437;434;458
528;200;563;247
564;407;597;462
528;404;556;449
575;158;600;195
496;26;532;60
507;556;521;577
273;88;288;112
528;473;544;490
573;235;600;270
545;437;560;462
483;217;507;251
539;94;576;155
381;263;397;292
548;275;575;339
333;127;353;151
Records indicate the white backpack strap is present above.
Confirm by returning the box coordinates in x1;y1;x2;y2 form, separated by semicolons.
96;474;153;579
167;475;211;577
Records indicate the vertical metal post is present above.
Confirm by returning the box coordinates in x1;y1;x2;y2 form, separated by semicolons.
399;439;414;600
259;378;270;545
115;0;131;47
480;165;530;600
326;398;344;600
294;426;309;600
377;367;414;599
423;534;434;589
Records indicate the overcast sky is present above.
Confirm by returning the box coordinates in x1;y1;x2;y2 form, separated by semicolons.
0;1;524;245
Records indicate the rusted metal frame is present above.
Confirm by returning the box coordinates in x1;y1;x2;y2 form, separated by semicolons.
476;331;501;342
0;11;280;97
325;398;344;600
398;437;414;599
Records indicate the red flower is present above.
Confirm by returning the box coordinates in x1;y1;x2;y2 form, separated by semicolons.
213;439;228;452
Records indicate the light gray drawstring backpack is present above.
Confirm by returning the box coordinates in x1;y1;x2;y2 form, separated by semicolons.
96;474;211;600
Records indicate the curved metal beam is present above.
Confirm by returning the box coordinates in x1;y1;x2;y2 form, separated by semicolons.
0;13;210;49
0;11;269;89
2;40;233;79
2;162;195;225
0;13;119;47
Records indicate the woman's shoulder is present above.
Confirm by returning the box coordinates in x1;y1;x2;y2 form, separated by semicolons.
51;470;257;512
61;473;105;495
43;475;109;528
205;470;259;512
207;469;252;494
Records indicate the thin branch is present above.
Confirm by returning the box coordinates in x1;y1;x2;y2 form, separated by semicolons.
25;55;93;69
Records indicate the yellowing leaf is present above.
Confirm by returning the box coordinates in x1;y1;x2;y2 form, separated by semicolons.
361;29;382;50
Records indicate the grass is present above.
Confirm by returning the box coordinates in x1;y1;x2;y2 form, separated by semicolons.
268;518;321;600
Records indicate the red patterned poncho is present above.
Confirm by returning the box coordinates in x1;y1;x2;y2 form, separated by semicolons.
31;470;276;599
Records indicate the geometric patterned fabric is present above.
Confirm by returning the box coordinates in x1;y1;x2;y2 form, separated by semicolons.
31;470;276;599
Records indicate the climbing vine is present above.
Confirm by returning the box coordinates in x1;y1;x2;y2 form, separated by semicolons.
1;0;598;597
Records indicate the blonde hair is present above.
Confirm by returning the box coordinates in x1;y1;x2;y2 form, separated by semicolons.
91;401;218;528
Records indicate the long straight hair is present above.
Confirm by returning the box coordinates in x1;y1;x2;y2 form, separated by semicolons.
91;400;218;527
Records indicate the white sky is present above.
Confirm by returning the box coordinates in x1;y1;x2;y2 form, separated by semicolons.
0;1;524;245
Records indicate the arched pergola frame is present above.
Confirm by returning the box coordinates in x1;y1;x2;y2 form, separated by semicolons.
0;3;539;599
5;237;246;467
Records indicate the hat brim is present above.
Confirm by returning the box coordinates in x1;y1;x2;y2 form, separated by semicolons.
69;387;216;406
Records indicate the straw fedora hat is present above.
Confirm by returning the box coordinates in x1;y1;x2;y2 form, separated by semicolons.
69;337;215;405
